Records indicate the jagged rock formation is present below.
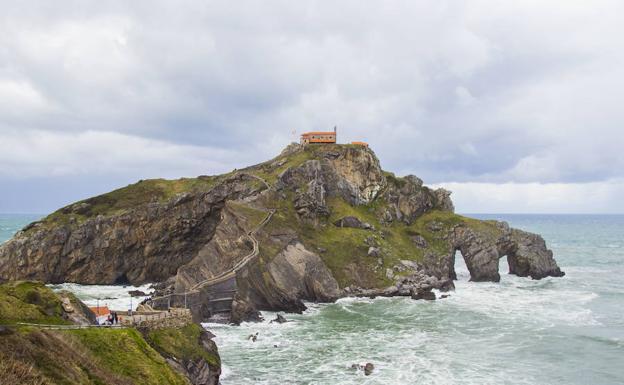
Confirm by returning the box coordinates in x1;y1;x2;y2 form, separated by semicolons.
0;144;564;322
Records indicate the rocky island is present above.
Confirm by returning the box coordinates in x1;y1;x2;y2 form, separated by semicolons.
0;143;564;324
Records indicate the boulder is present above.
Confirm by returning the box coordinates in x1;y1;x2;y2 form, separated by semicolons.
410;234;428;248
270;314;287;324
230;295;263;325
265;243;341;303
411;288;436;301
334;216;365;229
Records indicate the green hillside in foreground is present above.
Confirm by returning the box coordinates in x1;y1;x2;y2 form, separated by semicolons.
0;282;217;385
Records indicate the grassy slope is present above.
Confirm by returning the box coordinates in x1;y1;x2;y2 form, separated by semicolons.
32;176;221;230
23;144;334;232
0;282;215;385
0;281;70;325
70;328;189;385
0;328;190;385
258;192;503;288
241;145;475;288
146;323;220;367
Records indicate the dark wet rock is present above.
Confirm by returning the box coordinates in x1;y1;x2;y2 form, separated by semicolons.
230;295;263;325
351;363;375;376
128;290;147;297
507;228;565;279
411;288;436;301
440;294;450;299
270;314;287;324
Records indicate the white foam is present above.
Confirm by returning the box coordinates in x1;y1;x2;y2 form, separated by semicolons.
47;282;154;311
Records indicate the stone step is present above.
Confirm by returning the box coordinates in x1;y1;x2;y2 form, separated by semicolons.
209;297;234;302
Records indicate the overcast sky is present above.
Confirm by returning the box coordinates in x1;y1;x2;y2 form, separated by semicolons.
1;1;623;214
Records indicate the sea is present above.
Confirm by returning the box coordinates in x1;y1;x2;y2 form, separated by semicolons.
1;214;623;385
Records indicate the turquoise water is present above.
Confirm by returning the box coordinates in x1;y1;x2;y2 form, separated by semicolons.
2;214;623;384
0;214;42;244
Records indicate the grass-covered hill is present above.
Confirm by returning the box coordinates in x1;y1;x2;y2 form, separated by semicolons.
0;282;220;385
0;144;563;323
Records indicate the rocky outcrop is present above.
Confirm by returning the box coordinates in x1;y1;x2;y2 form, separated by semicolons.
379;174;454;224
0;173;264;285
507;228;565;279
324;146;386;204
266;242;341;302
443;221;565;282
0;143;564;323
334;216;372;230
146;326;221;385
174;201;255;292
57;290;97;325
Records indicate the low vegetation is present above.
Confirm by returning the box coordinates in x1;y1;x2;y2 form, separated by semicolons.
71;328;189;385
146;323;220;367
0;282;219;385
29;176;221;231
0;281;69;325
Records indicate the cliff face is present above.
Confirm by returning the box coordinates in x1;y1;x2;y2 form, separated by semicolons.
0;144;564;321
0;173;263;285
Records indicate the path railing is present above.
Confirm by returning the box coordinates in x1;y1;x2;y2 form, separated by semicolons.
146;174;275;311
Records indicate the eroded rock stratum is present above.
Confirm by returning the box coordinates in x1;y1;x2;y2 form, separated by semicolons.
0;144;564;321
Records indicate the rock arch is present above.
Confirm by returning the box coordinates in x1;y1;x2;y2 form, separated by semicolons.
447;221;564;282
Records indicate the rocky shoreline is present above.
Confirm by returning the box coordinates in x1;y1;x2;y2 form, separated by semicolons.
0;143;564;325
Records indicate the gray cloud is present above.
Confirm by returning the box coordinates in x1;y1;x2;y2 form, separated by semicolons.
1;0;623;212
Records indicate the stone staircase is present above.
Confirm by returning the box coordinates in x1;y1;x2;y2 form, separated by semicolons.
145;176;275;322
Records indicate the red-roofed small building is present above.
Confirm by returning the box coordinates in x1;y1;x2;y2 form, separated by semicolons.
300;126;337;145
89;306;111;325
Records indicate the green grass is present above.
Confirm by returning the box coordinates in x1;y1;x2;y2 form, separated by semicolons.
227;201;269;231
70;328;190;385
300;198;426;287
0;281;70;325
33;176;221;230
255;189;503;288
245;146;315;185
146;323;220;367
0;281;205;385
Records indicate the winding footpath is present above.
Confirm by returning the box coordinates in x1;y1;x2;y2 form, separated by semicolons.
147;173;274;311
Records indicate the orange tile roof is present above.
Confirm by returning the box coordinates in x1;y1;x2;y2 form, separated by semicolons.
89;306;110;317
301;132;336;136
